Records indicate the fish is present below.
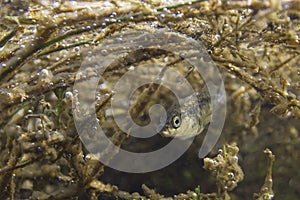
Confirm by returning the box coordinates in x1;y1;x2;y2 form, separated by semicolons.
160;91;212;139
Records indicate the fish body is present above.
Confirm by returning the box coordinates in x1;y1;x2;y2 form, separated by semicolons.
161;91;211;139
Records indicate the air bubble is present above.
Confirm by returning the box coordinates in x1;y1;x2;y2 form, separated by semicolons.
99;83;107;89
95;94;101;101
65;91;73;100
228;172;234;179
233;156;238;162
100;49;108;55
179;52;186;57
85;154;91;161
73;46;80;52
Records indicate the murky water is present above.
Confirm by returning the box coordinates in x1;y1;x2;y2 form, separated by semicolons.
1;0;300;199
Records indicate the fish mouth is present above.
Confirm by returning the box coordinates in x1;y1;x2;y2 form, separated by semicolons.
159;129;170;137
159;128;177;138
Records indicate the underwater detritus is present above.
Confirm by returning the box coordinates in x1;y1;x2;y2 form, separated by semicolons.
254;149;275;200
204;143;244;199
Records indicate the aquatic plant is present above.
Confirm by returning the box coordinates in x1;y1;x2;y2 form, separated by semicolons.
0;0;299;199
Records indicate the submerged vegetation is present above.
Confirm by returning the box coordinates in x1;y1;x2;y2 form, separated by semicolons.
0;0;299;199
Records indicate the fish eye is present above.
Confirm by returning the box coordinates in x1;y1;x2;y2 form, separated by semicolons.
171;115;181;129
